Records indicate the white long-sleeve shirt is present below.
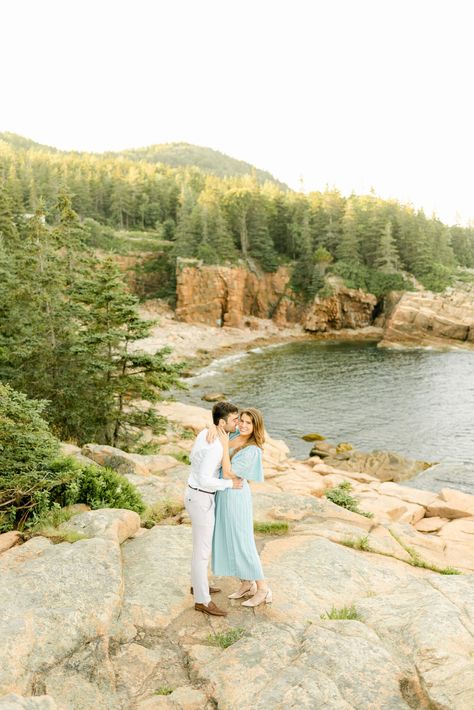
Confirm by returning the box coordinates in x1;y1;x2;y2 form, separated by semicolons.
188;429;233;492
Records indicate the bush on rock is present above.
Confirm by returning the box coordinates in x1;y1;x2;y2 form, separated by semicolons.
0;383;144;531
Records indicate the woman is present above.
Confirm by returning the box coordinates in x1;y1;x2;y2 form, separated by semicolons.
211;407;272;607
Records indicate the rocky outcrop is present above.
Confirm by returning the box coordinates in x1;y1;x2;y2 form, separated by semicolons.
380;288;474;349
174;261;474;350
176;262;380;333
2;511;474;708
304;287;377;332
310;443;431;482
3;402;474;709
176;261;301;327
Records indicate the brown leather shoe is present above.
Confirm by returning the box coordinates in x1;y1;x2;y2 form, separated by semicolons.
194;601;228;616
190;586;221;595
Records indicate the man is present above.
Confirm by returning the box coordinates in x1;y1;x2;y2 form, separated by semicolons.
184;401;243;617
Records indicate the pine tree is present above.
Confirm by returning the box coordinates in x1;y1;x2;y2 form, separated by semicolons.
337;201;361;263
374;221;400;273
197;186;238;263
173;187;202;258
222;187;253;257
71;258;183;446
0;188;19;244
247;194;277;272
268;195;292;256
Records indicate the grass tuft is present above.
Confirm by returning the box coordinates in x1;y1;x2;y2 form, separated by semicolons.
254;521;289;535
388;529;462;575
169;451;191;465
27;504;86;544
141;499;184;528
207;627;248;649
32;527;87;544
320;604;362;621
324;482;374;518
154;687;173;696
341;535;372;551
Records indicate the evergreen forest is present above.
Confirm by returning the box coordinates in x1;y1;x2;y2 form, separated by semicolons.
1;131;474;301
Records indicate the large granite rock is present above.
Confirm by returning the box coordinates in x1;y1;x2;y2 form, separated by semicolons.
0;696;58;709
0;536;122;696
59;508;141;544
380;288;474;350
2;521;474;709
81;444;178;476
119;526;193;632
304;286;377;332
176;262;300;327
318;448;431;482
0;532;22;556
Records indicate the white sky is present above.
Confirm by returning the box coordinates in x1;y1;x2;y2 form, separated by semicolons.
1;0;473;225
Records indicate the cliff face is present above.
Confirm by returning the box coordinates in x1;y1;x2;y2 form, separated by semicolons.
380;288;474;349
303;287;377;332
176;262;474;348
112;253;164;298
175;261;302;327
175;261;377;331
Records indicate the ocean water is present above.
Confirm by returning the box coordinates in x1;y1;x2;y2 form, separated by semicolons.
178;340;474;493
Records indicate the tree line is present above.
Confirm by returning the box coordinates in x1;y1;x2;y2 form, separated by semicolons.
1;134;473;300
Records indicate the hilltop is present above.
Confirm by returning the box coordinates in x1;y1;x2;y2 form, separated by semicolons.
0;132;287;188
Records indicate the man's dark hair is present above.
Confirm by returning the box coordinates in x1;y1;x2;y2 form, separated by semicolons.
212;401;239;425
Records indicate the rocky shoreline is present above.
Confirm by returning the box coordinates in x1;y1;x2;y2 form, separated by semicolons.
1;402;474;709
137;299;383;374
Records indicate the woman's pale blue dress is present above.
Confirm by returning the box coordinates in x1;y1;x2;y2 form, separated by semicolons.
212;439;264;580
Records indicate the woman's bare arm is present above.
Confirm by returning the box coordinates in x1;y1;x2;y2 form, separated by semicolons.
218;429;240;480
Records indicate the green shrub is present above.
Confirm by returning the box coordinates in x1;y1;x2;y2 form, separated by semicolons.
0;383;145;530
332;261;410;297
0;384;74;531
59;460;145;514
324;482;373;518
27;502;86;544
417;263;453;292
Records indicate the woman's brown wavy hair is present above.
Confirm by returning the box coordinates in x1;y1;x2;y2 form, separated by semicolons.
239;407;265;449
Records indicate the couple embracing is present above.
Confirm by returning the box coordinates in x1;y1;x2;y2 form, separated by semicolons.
184;401;272;616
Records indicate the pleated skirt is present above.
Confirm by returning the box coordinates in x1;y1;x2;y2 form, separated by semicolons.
212;482;264;580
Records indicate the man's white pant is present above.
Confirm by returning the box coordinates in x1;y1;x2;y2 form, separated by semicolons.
184;486;215;605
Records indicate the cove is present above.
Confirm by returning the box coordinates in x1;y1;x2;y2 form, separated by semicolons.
179;340;474;490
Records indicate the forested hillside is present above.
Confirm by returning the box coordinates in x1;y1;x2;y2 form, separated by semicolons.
1;132;474;301
102;141;288;188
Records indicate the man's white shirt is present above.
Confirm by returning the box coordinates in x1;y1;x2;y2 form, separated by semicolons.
188;429;233;492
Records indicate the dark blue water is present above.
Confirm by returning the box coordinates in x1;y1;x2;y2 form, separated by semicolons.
179;341;474;491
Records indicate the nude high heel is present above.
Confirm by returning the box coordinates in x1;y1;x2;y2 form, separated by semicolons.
228;581;257;599
241;587;272;607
